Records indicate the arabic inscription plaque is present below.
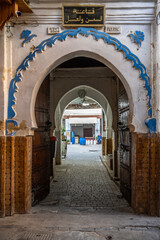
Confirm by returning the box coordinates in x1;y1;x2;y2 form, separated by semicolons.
62;5;105;27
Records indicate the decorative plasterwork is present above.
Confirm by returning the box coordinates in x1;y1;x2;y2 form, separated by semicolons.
21;30;37;47
7;27;156;135
128;31;144;47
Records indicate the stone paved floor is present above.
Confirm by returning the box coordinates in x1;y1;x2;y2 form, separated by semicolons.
0;144;160;240
40;144;129;211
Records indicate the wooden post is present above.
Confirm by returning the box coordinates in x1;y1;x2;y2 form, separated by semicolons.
0;137;6;217
0;136;32;217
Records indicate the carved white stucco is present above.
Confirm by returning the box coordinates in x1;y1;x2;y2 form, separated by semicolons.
0;1;159;135
13;35;147;133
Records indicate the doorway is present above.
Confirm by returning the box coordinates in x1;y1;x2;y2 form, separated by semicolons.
32;56;131;209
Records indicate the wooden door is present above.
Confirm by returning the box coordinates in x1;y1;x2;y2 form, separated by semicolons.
32;76;51;205
84;128;92;138
118;84;131;203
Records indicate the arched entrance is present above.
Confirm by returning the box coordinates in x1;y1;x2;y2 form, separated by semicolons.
32;56;132;207
1;28;159;217
7;28;155;134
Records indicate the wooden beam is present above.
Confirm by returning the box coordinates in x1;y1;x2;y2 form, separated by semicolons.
1;0;13;4
0;2;18;30
0;0;32;30
15;0;32;13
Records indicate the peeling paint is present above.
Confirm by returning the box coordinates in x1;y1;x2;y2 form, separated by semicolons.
30;45;36;52
0;121;5;131
6;120;27;135
2;66;14;80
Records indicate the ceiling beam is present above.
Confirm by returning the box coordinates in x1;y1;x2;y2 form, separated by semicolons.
0;2;18;30
16;0;32;13
0;0;32;30
1;0;13;4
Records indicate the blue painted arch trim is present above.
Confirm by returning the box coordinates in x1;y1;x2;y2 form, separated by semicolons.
7;27;156;134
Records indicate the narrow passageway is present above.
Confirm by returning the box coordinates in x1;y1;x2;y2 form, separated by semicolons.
40;144;129;211
0;145;159;240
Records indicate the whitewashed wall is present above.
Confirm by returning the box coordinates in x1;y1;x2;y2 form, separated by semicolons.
0;1;158;135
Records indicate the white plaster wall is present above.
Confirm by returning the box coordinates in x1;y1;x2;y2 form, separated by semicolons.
154;1;160;132
0;29;14;135
11;1;153;73
0;30;5;124
11;23;152;75
0;1;156;135
106;104;113;138
13;34;148;133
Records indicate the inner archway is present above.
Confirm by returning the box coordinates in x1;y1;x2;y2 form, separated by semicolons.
54;84;113;165
32;56;132;209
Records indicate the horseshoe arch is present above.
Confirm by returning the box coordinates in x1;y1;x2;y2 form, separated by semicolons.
6;28;156;135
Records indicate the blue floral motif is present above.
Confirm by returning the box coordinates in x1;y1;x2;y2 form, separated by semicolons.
21;30;37;47
128;31;144;47
7;27;156;134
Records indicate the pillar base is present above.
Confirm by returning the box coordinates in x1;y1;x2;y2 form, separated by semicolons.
0;136;32;217
131;133;160;216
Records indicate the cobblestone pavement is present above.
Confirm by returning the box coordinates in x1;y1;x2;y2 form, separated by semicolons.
0;144;160;240
40;144;130;211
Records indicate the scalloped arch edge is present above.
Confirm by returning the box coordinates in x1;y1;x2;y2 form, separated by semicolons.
6;27;156;135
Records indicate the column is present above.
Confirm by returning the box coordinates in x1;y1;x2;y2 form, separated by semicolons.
102;111;107;156
155;1;160;132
